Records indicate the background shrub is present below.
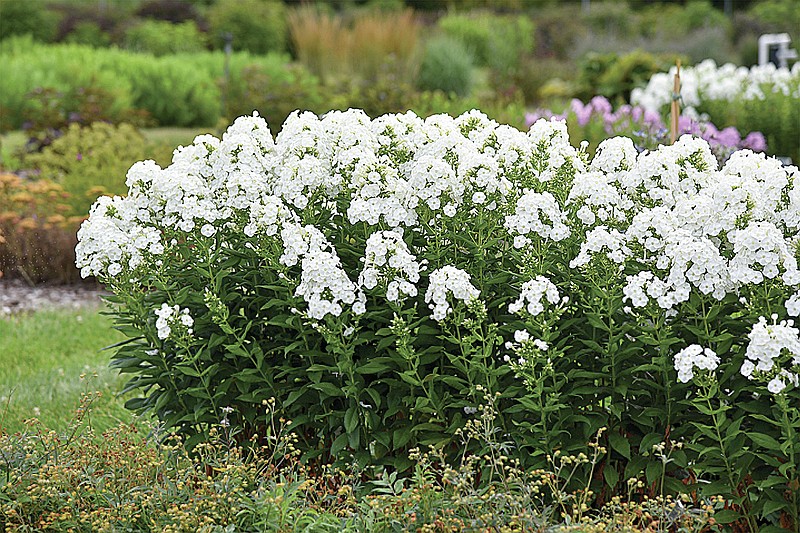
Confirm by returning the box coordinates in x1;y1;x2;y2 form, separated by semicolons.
0;0;59;42
438;10;534;83
288;6;420;85
0;173;80;284
575;50;682;103
0;40;302;129
122;20;207;56
208;0;287;55
222;62;327;129
749;0;800;43
62;21;112;47
24;122;149;218
416;36;474;97
135;0;202;24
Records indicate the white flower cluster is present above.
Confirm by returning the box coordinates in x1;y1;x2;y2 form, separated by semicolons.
570;137;800;311
77;109;582;322
358;230;423;302
505;191;571;247
155;303;194;340
281;223;364;320
673;344;719;383
743;316;800;394
508;276;561;316
425;266;480;321
632;59;800;118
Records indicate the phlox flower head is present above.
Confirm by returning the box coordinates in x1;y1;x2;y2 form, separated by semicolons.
509;276;561;316
425;266;480;321
673;344;719;383
155;303;194;341
743;316;800;393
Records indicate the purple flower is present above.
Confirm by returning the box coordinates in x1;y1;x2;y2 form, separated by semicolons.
714;127;741;149
571;99;593;127
590;95;613;116
742;131;767;152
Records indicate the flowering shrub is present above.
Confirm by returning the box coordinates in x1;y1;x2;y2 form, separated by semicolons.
77;110;800;529
526;95;767;164
632;59;800;161
0;173;81;283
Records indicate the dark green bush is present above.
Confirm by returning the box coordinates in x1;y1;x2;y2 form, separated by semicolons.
0;0;59;42
208;0;287;55
416;36;474;97
63;21;112;48
575;50;682;104
749;0;800;43
136;0;201;24
123;20;207;56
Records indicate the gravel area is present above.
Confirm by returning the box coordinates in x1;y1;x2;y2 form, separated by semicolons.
0;279;109;316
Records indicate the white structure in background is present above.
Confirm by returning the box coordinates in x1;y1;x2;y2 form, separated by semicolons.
758;33;798;68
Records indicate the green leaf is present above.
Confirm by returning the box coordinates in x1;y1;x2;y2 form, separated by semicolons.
175;365;201;377
749;432;781;451
330;433;348;456
761;499;788;517
344;406;358;434
603;465;619;488
310;381;345;398
712;510;741;524
609;432;631;459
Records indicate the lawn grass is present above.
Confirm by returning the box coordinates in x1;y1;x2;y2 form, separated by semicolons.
0;307;133;435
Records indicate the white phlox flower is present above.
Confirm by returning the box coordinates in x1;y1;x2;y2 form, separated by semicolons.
570;226;630;268
674;344;719;383
508;276;560;316
743;316;800;392
155;303;194;340
505;191;571;245
425;266;480;321
358;230;423;302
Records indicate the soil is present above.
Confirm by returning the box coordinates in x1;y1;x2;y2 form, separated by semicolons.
0;279;108;316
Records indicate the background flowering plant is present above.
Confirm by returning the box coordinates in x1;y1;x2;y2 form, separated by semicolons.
77;110;800;528
526;95;767;165
632;59;800;162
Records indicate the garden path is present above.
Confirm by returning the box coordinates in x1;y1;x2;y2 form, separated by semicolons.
0;280;106;316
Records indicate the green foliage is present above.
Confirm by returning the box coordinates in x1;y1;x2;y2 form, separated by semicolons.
0;0;59;42
437;10;534;78
0;390;719;532
63;21;111;48
20;85;152;155
208;0;288;55
416;36;474;97
223;62;326;130
749;0;800;42
0;39;301;129
122;19;207;56
701;90;800;163
575;50;683;103
25;122;149;218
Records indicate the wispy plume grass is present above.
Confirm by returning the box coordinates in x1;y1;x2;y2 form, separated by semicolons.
288;6;420;84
